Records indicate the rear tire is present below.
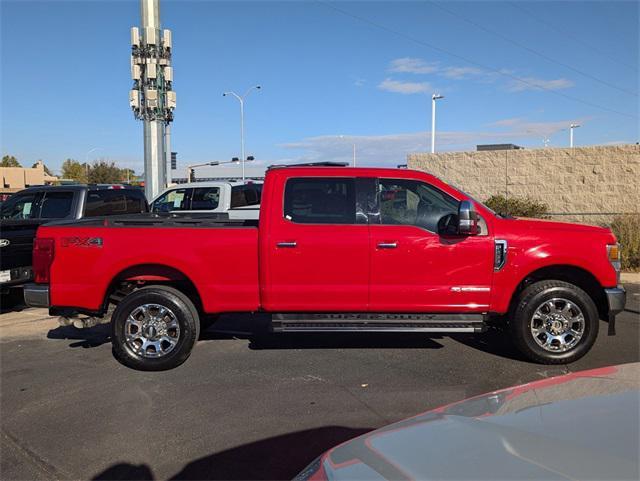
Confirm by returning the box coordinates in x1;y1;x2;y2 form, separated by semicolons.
509;280;599;364
111;285;200;371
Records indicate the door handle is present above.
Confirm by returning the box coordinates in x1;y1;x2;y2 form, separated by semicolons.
276;241;297;248
377;242;397;249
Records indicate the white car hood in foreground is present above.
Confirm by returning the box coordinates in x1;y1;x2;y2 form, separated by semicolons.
299;363;639;480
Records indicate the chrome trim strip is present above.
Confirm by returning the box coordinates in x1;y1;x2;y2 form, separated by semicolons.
276;242;297;248
273;326;481;333
451;286;491;292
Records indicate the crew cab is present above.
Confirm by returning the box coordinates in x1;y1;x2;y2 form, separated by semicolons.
0;185;148;291
24;163;625;370
150;181;262;220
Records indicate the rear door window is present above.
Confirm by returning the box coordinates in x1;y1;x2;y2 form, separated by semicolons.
40;191;75;219
85;190;142;216
231;184;262;208
122;191;148;214
190;187;220;210
284;178;356;224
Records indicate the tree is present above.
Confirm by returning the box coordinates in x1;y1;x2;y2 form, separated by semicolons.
120;168;136;183
88;160;122;184
61;158;88;183
32;161;53;176
1;155;21;167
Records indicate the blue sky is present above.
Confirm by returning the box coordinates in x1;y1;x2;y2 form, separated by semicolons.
1;0;638;174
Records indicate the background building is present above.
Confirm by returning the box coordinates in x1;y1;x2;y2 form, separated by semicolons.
408;144;639;224
1;161;58;197
169;165;266;184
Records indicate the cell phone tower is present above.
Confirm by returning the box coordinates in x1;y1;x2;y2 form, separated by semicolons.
129;0;175;199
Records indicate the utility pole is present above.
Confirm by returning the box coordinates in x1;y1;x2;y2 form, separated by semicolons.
431;94;444;153
129;0;176;199
570;123;580;148
352;143;356;166
165;124;172;185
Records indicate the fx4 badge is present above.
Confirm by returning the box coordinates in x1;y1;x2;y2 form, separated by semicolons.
61;237;103;248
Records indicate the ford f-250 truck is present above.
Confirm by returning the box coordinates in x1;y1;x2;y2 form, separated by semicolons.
24;163;626;370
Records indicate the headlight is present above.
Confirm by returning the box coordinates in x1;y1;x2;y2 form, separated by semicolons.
607;243;621;283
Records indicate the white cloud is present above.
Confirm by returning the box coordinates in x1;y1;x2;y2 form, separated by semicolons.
441;66;485;79
508;76;575;92
352;76;366;87
384;58;574;94
280;118;591;166
378;78;432;95
389;57;439;74
488;116;590;137
489;117;526;127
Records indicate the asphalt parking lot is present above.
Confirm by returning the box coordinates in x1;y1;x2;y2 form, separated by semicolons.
1;284;639;481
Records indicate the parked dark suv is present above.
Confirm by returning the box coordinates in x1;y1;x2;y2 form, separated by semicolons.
0;185;148;291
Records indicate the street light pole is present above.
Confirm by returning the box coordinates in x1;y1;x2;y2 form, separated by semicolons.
85;147;101;183
570;123;580;148
431;94;444;154
223;85;261;183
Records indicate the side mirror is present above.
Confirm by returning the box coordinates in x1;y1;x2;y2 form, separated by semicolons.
458;200;479;235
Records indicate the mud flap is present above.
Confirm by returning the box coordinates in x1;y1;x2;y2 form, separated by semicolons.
608;313;616;336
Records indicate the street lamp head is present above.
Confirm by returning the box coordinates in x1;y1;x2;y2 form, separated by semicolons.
246;156;255;161
256;85;261;90
570;123;581;129
208;161;219;166
432;94;444;100
232;157;240;162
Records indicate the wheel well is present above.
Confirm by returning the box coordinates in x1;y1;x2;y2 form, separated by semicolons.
103;264;204;315
510;265;608;319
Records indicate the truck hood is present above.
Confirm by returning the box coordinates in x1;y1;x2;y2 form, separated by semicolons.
504;216;612;235
305;364;639;480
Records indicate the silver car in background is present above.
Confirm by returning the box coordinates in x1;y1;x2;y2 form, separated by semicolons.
296;363;639;480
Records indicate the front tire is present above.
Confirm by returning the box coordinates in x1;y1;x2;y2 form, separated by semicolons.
111;285;200;371
509;280;599;364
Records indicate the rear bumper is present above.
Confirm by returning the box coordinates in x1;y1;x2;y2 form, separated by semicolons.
0;266;33;288
23;283;49;308
604;287;626;336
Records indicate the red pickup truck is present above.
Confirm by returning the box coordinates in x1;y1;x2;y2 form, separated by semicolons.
24;163;625;370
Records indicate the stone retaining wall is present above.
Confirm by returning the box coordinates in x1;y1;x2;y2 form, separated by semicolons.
408;144;640;224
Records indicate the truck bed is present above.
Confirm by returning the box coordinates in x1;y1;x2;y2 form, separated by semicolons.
41;213;260;314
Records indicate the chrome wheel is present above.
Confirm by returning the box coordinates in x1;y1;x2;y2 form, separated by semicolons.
124;303;180;358
530;298;585;352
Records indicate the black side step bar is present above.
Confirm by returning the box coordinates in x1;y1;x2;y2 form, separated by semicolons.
271;313;487;333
